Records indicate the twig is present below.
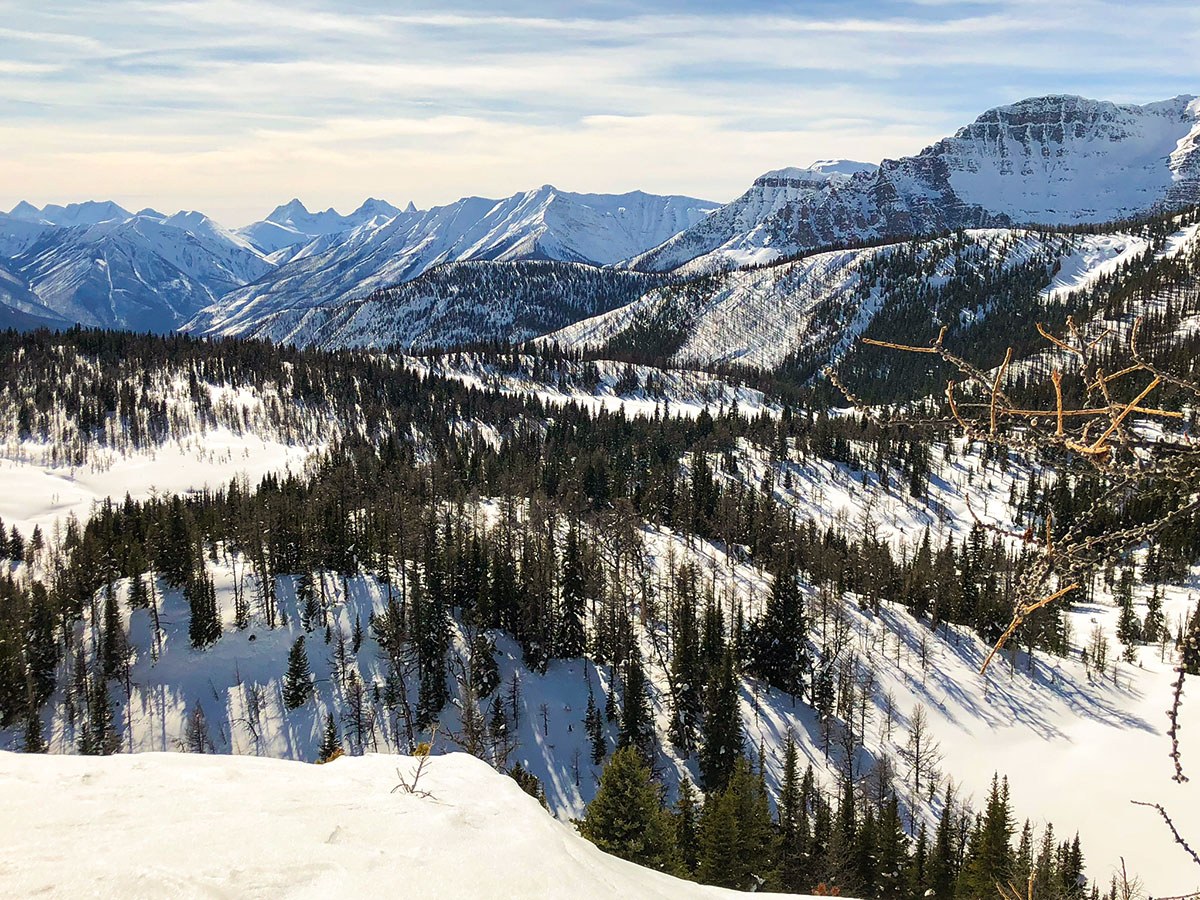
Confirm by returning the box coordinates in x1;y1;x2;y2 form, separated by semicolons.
1131;801;1200;870
1168;665;1189;784
981;583;1079;674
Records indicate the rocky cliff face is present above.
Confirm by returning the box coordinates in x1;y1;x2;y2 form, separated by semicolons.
635;94;1200;273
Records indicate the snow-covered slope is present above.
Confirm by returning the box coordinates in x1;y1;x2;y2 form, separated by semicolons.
3;453;1196;891
189;187;717;339
201;260;665;350
635;95;1200;273
552;225;1190;370
1;750;804;900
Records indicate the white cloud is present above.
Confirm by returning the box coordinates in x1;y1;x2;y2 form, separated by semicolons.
0;0;1197;224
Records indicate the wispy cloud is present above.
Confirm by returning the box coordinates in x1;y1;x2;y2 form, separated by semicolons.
1;0;1196;224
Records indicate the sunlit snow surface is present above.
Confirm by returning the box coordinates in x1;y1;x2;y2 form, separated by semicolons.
0;750;820;899
0;429;320;536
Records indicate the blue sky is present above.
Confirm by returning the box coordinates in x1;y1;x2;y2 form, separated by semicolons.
2;0;1198;225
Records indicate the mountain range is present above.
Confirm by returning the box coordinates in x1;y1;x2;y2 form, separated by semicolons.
2;92;1198;350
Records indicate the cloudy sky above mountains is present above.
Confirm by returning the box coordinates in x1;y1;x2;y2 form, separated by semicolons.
3;0;1199;225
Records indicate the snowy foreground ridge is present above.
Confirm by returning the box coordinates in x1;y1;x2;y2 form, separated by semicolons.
0;750;818;900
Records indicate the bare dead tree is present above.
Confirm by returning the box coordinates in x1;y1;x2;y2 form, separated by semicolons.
831;316;1200;882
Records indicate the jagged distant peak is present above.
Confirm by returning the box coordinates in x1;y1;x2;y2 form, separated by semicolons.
351;197;402;218
7;201;43;220
7;199;131;226
265;198;312;223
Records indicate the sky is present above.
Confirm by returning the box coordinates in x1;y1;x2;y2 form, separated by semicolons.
1;0;1198;227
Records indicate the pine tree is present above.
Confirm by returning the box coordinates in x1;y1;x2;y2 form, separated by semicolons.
578;746;677;873
675;777;701;876
928;786;957;900
318;711;341;762
585;681;606;765
700;648;742;794
557;523;587;657
283;635;313;709
618;648;654;763
749;564;809;697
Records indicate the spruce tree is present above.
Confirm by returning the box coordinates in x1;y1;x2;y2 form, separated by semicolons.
618;649;654;763
585;681;606;765
578;746;677;873
700;649;742;794
283;635;313;709
318;712;341;761
675;777;701;876
557;524;587;657
750;564;809;697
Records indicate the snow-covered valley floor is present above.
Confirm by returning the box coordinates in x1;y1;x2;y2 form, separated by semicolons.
0;428;321;536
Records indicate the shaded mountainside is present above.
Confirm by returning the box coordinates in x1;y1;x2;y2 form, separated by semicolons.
0;207;274;332
548;209;1200;398
188;187;717;338
198;260;668;351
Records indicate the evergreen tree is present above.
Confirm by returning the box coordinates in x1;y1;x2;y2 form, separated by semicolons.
318;711;341;762
585;681;606;765
557;524;587;657
963;774;1015;893
749;564;809;697
186;566;221;648
469;633;501;699
675;777;701;876
927;786;957;900
700;648;742;794
875;794;908;899
698;756;776;891
283;635;313;709
777;733;805;891
578;746;677;873
618;648;654;763
23;704;45;753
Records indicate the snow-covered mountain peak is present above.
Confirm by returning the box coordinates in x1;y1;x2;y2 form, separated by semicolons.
7;201;44;222
351;197;403;220
634;92;1200;273
8;200;132;227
